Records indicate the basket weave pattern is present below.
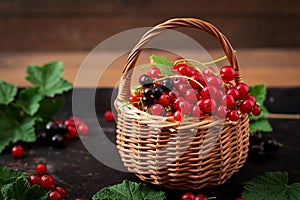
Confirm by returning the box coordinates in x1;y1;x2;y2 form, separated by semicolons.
115;18;250;190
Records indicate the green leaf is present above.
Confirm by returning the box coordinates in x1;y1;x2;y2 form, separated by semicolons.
0;80;17;105
92;180;166;200
150;55;174;76
250;118;273;133
15;87;43;116
0;105;37;153
242;171;300;200
0;176;30;200
0;166;27;186
249;84;267;105
27;185;49;200
26;61;72;97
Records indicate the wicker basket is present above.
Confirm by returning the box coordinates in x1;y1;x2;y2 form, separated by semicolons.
114;18;250;190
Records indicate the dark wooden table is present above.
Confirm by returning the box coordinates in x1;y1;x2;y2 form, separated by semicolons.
1;87;300;200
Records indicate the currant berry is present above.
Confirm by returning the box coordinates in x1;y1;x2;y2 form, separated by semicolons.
178;65;192;76
168;90;179;101
203;99;217;113
177;84;191;96
104;110;114;122
40;174;55;189
28;174;40;186
173;97;183;111
236;198;246;200
65;126;77;139
11;145;24;158
247;95;257;104
195;194;208;200
45;121;59;135
48;191;62;200
166;111;174;117
189;74;204;89
148;66;161;78
217;105;227;118
252;105;262;116
173;77;187;88
149;104;166;116
130;95;139;103
191;106;204;118
250;131;263;145
220;65;236;82
159;94;171;106
139;74;153;87
154;86;164;99
52;134;65;148
75;198;86;200
240;99;255;113
181;192;195;200
161;78;173;91
185;89;198;103
36;163;47;175
263;139;280;154
78;124;89;135
56;186;67;199
173;111;183;121
56;123;68;135
201;86;217;99
235;83;249;98
179;101;192;115
228;110;239;121
223;94;236;109
206;75;222;87
142;96;154;105
227;88;239;99
143;87;155;98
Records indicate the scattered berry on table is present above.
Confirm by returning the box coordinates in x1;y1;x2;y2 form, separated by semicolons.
55;186;67;199
11;145;24;158
36;163;48;175
51;134;65;148
40;174;55;189
104;110;114;122
181;192;195;200
48;190;62;200
194;194;208;200
28;174;41;186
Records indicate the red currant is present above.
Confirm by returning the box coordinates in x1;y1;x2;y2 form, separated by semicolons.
130;95;139;103
149;104;166;116
168;90;179;101
251;105;262;116
228;110;239;121
11;145;24;158
48;191;62;200
195;194;208;200
201;86;217;99
75;198;86;200
206;76;222;87
235;83;249;98
173;111;183;121
148;66;161;78
178;84;191;96
78;124;89;135
217;105;227;118
227;88;239;99
181;192;195;200
40;174;55;189
189;74;204;89
36;163;47;175
159;94;171;106
185;89;198;103
203;99;217;113
240;99;255;113
166;111;174;117
247;95;257;104
220;65;236;82
104;110;114;122
223;94;236;109
28;174;40;186
173;77;187;88
178;65;192;76
56;186;67;199
236;198;246;200
65;126;77;139
179;101;192;115
173;97;183;111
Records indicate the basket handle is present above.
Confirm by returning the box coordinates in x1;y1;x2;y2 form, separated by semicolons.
117;18;242;102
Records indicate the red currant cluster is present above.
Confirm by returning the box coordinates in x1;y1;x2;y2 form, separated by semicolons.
181;192;208;200
28;163;67;200
130;57;261;121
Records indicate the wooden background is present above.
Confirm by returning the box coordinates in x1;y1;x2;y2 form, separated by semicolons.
0;0;299;87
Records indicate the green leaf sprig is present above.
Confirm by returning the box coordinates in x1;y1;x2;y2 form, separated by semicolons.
0;61;72;153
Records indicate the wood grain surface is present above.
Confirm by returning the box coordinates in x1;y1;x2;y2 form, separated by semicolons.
0;49;299;87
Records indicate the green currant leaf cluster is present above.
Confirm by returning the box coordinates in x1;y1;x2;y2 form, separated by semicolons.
242;171;300;200
92;180;166;200
0;61;72;153
248;84;273;133
0;166;49;200
150;55;174;76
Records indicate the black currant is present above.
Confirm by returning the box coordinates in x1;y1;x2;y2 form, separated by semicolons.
263;139;280;154
57;123;68;135
153;86;164;99
51;134;65;148
250;145;264;157
142;96;154;106
45;121;58;135
161;78;173;91
38;132;52;145
250;131;263;145
143;88;155;98
139;75;153;87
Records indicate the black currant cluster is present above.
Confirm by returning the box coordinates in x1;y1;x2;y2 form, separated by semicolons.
249;131;281;159
38;121;68;148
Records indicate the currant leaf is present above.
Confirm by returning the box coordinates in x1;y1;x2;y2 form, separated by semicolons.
26;61;72;97
250;118;273;133
15;87;43;116
0;80;17;105
249;84;267;105
242;171;300;200
150;55;174;76
0;166;27;185
92;180;166;200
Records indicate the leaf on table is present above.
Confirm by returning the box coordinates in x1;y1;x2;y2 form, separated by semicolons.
0;80;17;105
0;105;37;153
0;176;29;200
250;118;273;133
92;180;166;200
15;87;43;116
150;55;174;76
0;166;27;185
25;61;72;97
242;171;300;200
27;185;49;200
